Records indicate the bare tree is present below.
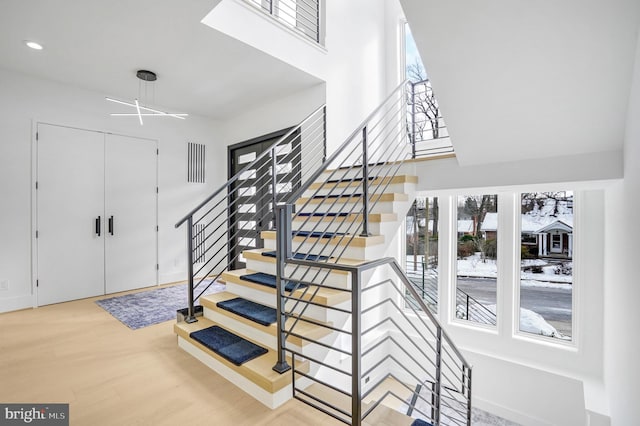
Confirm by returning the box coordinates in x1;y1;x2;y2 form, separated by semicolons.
521;192;573;217
407;59;441;140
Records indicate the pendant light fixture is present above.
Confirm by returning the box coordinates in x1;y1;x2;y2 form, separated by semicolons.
106;70;188;125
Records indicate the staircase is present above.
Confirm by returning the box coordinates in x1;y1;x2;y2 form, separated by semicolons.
174;82;472;425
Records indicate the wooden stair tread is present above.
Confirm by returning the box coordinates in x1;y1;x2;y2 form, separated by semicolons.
200;291;333;345
174;318;308;393
309;175;418;190
261;230;385;248
243;248;367;270
296;192;409;205
222;269;351;305
292;212;398;223
364;376;414;410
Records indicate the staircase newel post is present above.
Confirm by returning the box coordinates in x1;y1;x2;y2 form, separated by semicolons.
185;216;197;323
360;126;371;237
351;270;362;426
273;204;292;374
434;327;442;425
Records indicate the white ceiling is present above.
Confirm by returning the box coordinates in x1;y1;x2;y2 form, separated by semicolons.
401;0;640;166
0;0;323;120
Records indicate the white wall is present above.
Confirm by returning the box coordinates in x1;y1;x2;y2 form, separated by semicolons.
604;29;640;425
220;83;325;146
0;68;225;313
409;150;623;192
323;0;389;152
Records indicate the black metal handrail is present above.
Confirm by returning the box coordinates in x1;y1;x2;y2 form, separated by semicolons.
174;104;326;322
276;253;472;425
270;82;471;425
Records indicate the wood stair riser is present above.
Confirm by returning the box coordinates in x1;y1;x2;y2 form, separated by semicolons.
262;237;388;261
244;256;352;289
223;280;350;324
201;306;339;362
177;336;292;409
291;219;400;239
174;319;311;409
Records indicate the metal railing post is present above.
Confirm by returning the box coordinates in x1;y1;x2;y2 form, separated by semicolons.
466;294;470;320
434;327;442;425
185;216;197;323
271;147;278;228
411;81;416;159
322;106;327;164
273;204;292;374
422;261;426;299
466;367;473;426
360;126;371;237
351;270;362;425
315;0;320;43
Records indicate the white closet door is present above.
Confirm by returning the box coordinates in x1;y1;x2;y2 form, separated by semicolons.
37;124;105;305
105;134;157;293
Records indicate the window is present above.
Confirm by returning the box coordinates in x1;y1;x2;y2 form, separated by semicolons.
455;195;498;326
519;192;573;341
405;197;439;312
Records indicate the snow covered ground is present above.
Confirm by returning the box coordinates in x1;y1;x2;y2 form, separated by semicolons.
457;303;568;339
455;254;572;285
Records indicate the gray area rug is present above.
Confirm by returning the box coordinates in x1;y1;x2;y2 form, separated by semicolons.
96;281;225;330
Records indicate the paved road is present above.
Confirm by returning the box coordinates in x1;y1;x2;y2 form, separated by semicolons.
457;277;572;336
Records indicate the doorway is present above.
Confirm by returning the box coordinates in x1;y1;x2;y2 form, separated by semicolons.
36;123;158;305
228;128;300;269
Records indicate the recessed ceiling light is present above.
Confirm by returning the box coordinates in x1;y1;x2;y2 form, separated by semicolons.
24;41;43;50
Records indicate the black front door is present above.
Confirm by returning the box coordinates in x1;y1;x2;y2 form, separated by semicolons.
228;129;300;269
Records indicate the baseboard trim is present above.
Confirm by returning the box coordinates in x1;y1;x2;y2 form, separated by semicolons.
0;294;35;314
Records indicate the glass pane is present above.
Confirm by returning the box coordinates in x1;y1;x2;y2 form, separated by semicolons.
519;191;573;341
238;152;257;164
275;142;292;156
405;197;439;313
239;204;256;214
456;195;498;326
239;169;257;180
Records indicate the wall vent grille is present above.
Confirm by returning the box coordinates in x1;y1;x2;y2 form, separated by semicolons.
187;142;205;183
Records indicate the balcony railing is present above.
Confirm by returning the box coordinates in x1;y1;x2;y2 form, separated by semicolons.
246;0;321;44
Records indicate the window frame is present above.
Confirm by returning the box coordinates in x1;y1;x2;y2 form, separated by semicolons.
513;191;579;348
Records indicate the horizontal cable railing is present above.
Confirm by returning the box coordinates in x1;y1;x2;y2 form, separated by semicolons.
455;287;497;326
408;79;454;159
174;105;326;322
277;256;472;426
271;81;470;425
404;259;497;326
245;0;321;44
269;81;413;372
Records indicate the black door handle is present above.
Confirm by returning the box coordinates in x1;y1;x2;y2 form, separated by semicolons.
95;216;101;236
108;216;114;236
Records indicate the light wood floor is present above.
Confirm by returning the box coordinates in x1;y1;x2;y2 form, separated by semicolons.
0;287;343;426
